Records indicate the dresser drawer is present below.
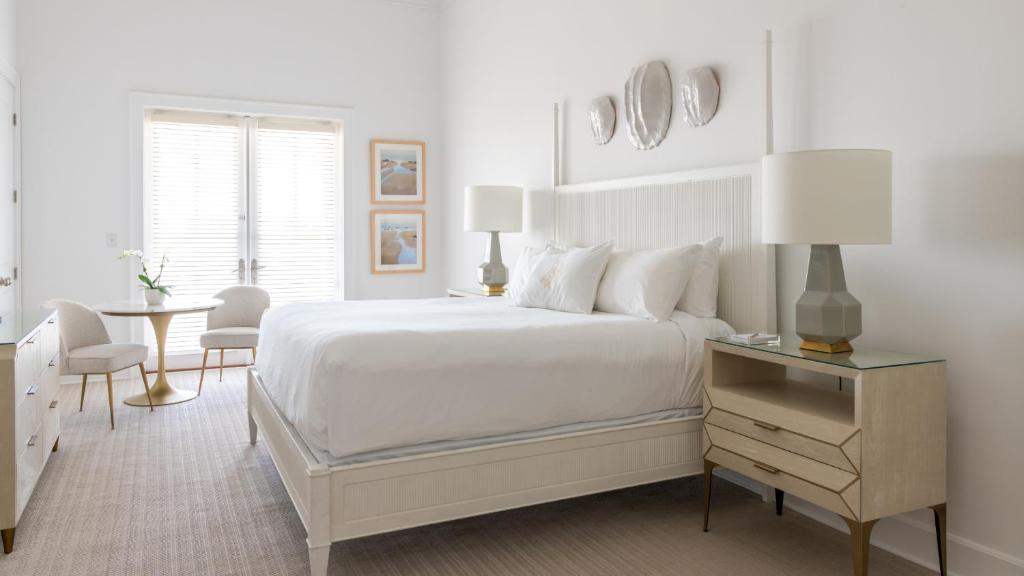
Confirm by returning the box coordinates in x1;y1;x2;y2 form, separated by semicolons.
705;425;861;520
38;316;59;374
705;408;860;474
15;392;40;457
16;423;44;519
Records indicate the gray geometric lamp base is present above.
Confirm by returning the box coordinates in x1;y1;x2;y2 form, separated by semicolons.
796;244;862;354
477;231;508;295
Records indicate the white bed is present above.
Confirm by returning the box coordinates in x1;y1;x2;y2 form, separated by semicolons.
247;162;775;575
255;296;733;463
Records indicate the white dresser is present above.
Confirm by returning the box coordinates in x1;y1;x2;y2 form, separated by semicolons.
0;309;60;554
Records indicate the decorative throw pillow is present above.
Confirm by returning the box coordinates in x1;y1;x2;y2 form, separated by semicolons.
511;241;614;314
595;245;702;321
506;243;568;300
677;236;724;318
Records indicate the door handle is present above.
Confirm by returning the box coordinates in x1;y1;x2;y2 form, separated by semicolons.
250;258;265;284
237;258;245;283
0;276;12;287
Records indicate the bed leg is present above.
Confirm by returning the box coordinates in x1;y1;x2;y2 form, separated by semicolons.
308;543;330;576
248;412;258;445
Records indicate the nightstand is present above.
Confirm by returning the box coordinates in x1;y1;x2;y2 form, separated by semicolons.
447;287;506;298
702;336;947;576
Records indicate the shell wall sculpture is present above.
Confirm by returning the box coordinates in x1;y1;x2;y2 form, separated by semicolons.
679;66;720;127
587;96;616;145
624;61;672;150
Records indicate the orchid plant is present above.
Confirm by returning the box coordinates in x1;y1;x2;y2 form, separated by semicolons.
119;250;173;297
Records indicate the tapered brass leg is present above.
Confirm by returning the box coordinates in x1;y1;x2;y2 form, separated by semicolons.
138;363;154;411
251;347;257;364
1;527;14;554
703;459;716;532
842;516;879;576
105;373;115;430
931;503;947;576
219;349;224;382
198;349;209;395
79;374;88;411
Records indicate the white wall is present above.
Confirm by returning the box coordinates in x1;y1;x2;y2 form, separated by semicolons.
441;1;1024;574
0;0;13;68
17;0;444;342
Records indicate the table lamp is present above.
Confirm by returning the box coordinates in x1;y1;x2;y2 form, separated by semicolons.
464;185;523;294
762;149;892;353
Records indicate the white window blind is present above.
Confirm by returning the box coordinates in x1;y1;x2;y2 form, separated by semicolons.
254;119;339;304
147;111;242;355
144;110;341;358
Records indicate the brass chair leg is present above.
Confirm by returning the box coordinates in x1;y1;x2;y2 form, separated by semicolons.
842;516;879;576
105;373;115;430
931;503;948;576
1;527;14;554
138;363;154;411
703;459;716;532
198;349;209;395
219;349;224;382
79;374;88;411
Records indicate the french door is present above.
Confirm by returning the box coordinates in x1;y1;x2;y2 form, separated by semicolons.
145;110;341;356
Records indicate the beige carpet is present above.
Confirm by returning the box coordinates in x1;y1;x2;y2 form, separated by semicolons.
0;368;934;576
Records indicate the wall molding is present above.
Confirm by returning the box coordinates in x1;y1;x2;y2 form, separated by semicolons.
717;470;1024;576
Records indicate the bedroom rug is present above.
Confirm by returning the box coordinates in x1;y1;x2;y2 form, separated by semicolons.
0;369;933;575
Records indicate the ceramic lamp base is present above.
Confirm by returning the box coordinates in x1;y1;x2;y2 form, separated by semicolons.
795;244;862;353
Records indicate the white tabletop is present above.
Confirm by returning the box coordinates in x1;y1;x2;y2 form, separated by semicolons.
93;298;223;316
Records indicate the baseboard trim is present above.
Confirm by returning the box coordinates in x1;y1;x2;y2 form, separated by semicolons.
716;470;1024;576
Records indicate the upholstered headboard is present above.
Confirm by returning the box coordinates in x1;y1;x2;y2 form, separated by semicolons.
554;163;776;334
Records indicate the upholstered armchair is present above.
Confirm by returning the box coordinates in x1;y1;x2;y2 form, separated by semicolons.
47;300;153;429
199;286;270;392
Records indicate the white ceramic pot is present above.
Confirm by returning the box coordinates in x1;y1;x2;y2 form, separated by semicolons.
144;288;167;306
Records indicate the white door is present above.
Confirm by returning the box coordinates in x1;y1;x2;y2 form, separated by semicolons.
0;78;15;319
145;111;341;359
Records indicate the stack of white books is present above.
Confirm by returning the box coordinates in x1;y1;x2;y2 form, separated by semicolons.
726;332;781;345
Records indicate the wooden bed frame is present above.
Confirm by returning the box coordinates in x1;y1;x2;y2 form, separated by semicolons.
247;162;775;575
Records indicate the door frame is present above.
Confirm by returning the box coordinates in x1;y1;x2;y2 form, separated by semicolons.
128;92;356;355
0;59;20;315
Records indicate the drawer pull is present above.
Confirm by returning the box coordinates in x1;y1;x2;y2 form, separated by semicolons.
26;434;37;447
47;319;55;324
26;384;39;395
48;359;56;367
753;461;780;474
49;400;58;409
26;337;36;344
752;420;780;432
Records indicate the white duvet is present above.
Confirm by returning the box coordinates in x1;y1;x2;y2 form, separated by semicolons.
255;297;729;459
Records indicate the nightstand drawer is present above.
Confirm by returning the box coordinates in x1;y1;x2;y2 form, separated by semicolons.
705;408;860;474
705;443;861;520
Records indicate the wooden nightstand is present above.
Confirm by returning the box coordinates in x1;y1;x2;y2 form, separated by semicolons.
446;287;505;298
702;336;947;576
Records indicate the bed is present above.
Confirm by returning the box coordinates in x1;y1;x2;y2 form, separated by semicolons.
247;163;775;575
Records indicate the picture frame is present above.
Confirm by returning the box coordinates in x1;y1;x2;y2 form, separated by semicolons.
371;140;425;204
371;210;425;274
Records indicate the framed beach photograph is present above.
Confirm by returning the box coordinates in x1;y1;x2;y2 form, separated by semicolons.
371;210;425;274
371;140;425;204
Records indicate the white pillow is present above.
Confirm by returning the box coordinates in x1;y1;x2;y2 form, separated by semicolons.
677;236;724;318
506;243;567;300
595;245;702;321
511;241;614;314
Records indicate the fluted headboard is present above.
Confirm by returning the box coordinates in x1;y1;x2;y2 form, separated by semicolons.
554;163;776;334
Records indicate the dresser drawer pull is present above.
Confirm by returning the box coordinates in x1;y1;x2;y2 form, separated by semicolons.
26;337;36;345
26;384;39;395
48;359;56;367
752;420;780;432
26;434;37;447
49;400;58;409
47;319;55;324
753;461;780;474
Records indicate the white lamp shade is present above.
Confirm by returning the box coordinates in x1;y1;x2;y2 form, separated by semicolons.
762;149;892;245
464;185;523;232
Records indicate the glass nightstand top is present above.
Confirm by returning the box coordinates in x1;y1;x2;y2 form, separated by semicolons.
707;334;945;370
0;308;56;345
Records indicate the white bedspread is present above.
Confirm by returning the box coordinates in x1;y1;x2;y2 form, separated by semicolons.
255;297;730;459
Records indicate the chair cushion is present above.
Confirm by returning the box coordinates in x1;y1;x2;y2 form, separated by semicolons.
67;343;148;375
200;327;260;349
